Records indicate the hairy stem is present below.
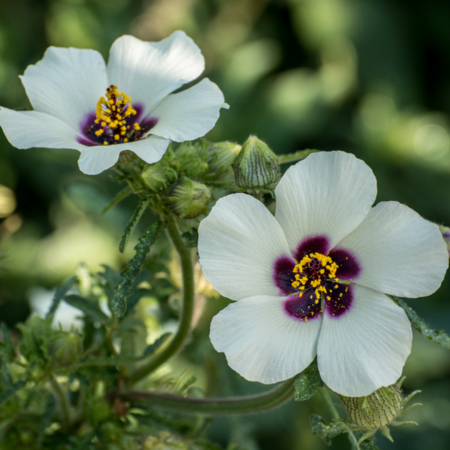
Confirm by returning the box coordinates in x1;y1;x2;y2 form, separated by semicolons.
122;378;295;415
50;376;70;429
320;388;359;449
278;149;319;165
127;218;195;386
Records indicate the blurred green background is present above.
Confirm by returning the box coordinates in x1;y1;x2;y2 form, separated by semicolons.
1;0;450;449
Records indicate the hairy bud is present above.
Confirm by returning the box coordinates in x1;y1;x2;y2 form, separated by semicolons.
340;378;421;443
204;141;242;181
141;162;176;192
168;177;211;219
232;135;280;189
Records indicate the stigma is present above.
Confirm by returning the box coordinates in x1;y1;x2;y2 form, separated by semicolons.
291;252;339;302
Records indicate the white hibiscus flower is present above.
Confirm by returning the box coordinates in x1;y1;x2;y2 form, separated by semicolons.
198;151;448;397
0;31;227;175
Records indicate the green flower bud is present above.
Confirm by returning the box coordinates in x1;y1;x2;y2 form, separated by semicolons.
341;385;403;429
204;141;242;181
232;136;280;189
340;378;421;444
168;177;211;219
50;333;83;366
144;431;188;450
141;162;176;192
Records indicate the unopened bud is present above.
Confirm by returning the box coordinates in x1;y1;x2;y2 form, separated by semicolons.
232;136;280;189
168;177;211;219
145;431;188;450
141;162;176;192
341;385;402;429
204;141;242;181
340;378;421;443
51;333;83;366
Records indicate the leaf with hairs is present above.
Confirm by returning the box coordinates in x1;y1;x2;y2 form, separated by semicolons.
111;222;165;317
119;197;150;253
46;276;77;320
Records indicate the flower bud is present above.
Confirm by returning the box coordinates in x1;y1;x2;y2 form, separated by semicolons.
204;141;242;181
141;162;176;192
144;431;188;450
50;333;83;366
232;136;280;189
340;385;403;429
168;177;211;219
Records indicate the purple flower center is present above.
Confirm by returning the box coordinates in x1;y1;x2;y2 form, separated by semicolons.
77;85;158;147
273;235;362;322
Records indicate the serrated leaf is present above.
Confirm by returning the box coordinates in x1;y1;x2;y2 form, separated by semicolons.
111;222;165;317
102;185;132;214
144;332;171;356
64;295;109;322
46;276;77;320
310;414;347;446
0;380;26;407
295;359;324;401
119;197;150;253
392;297;450;349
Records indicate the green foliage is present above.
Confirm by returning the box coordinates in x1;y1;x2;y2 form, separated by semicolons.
46;276;77;320
102;185;132;214
111;221;165;317
144;333;172;357
294;359;323;401
119;197;150;253
393;296;450;348
309;414;347;446
64;294;109;322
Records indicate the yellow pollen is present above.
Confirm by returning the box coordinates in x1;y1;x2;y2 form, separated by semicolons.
114;134;120;140
103;141;108;145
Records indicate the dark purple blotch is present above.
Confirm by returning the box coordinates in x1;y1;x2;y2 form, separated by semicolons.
294;235;330;262
328;247;361;281
324;282;354;318
284;290;322;322
273;256;297;295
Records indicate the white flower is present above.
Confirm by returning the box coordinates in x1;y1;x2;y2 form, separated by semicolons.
0;31;227;175
198;151;448;397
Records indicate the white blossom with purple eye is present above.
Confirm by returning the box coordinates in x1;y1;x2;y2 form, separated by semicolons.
0;31;228;175
198;151;449;397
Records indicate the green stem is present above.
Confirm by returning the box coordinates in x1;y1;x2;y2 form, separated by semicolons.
127;218;195;386
50;375;70;429
278;149;319;165
121;378;295;415
320;388;359;449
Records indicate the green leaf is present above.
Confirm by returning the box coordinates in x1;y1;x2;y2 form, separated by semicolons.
295;359;324;401
64;295;109;322
119;197;150;253
46;276;77;320
102;185;132;214
392;297;450;349
182;228;199;248
0;380;26;407
310;414;347;446
144;332;171;356
112;221;165;317
0;323;14;361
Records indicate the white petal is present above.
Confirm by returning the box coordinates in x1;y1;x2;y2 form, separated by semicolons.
317;285;412;397
210;295;321;384
275;151;377;255
338;201;449;297
0;107;85;151
20;47;107;127
78;135;170;175
107;32;204;115
150;79;226;141
198;193;293;301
